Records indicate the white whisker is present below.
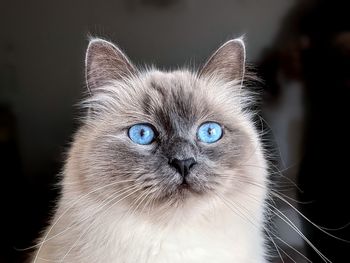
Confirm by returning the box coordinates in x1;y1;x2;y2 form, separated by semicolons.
33;179;135;261
59;186;142;262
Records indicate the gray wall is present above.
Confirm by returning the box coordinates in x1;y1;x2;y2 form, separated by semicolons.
1;0;295;176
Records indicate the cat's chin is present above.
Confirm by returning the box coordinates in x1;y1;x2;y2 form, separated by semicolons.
176;182;196;195
168;181;208;201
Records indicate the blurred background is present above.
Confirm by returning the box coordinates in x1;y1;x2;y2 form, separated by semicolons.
0;0;349;262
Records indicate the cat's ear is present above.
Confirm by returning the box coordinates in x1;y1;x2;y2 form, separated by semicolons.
199;38;245;83
85;38;136;92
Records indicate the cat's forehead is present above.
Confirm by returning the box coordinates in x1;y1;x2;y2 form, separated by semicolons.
137;71;212;127
143;70;198;94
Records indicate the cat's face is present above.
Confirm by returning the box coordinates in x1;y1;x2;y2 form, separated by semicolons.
67;39;266;213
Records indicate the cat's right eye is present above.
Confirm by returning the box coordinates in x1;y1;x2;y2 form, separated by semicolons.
197;122;223;143
128;124;156;145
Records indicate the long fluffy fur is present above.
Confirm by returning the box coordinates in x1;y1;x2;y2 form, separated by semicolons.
32;40;269;263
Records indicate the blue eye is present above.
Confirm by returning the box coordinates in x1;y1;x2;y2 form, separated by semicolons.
197;122;223;143
128;124;156;145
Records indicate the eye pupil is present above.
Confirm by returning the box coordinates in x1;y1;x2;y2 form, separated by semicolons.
140;129;145;137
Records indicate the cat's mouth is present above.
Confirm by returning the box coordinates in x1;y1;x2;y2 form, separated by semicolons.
172;183;199;199
149;175;210;206
178;180;190;190
175;176;205;195
149;169;209;202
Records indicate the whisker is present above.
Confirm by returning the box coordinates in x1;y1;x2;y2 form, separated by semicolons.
31;182;139;253
271;192;350;243
121;187;152;221
265;229;286;263
215;192;313;263
218;174;309;204
59;186;143;262
230;187;332;262
235;196;313;263
214;192;295;262
32;179;135;260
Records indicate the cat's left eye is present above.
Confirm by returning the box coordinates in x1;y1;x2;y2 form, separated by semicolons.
128;124;156;145
197;122;223;143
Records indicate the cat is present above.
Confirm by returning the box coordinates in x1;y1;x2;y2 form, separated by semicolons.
32;37;269;263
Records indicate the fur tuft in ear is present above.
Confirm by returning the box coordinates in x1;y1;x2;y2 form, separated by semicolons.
85;38;136;92
199;38;246;83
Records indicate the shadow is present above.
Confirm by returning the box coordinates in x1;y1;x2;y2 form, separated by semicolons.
258;0;350;261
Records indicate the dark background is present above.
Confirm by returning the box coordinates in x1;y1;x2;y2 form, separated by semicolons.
0;0;349;262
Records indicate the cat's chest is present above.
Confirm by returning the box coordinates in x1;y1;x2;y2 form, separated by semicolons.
146;224;245;263
97;210;262;263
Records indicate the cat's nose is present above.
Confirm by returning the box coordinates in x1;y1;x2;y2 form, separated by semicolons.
168;157;197;177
